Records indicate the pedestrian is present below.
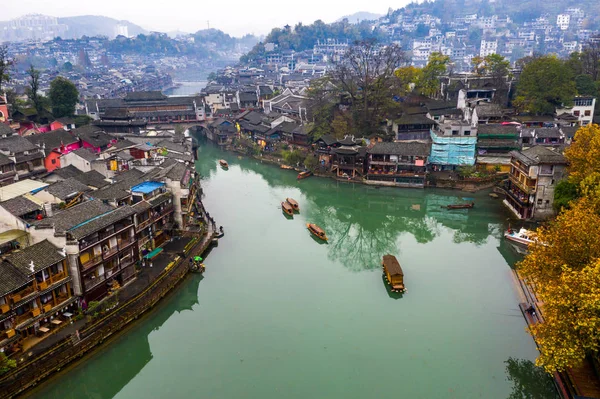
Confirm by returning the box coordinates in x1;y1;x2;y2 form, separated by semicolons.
149;261;153;268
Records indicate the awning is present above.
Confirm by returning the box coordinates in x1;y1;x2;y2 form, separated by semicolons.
144;248;163;259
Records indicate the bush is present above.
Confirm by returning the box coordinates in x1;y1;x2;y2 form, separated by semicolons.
0;352;16;376
282;149;304;166
304;155;319;171
457;165;476;178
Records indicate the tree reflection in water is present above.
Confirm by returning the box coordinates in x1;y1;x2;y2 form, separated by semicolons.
505;357;559;399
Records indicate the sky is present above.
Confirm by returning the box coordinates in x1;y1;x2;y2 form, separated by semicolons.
4;0;408;37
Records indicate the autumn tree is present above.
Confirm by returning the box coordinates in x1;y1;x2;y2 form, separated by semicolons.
49;77;79;118
26;65;43;114
564;124;600;186
416;52;450;98
514;55;576;114
394;65;422;95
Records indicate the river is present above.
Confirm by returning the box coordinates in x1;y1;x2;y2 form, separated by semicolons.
30;144;557;399
164;81;207;97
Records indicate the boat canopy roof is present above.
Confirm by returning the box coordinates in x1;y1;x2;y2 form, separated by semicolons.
383;254;403;276
309;224;325;235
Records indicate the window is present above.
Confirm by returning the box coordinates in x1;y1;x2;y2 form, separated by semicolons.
574;110;580;116
585;110;591;116
464;130;471;136
551;179;555;185
537;199;543;205
51;159;56;164
452;130;459;136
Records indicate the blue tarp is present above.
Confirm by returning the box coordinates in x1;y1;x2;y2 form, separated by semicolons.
131;181;166;194
429;131;477;166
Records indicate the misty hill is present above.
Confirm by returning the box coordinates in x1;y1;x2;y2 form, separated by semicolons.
58;15;148;39
337;12;384;23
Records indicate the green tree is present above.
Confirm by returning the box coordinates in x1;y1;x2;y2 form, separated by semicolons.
514;55;576;114
304;154;319;171
553;180;579;212
26;65;43;115
0;45;12;94
49;77;79;118
62;61;73;72
417;52;450;98
574;74;599;96
0;352;16;376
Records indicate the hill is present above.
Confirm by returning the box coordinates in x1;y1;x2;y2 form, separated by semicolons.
58;15;148;39
336;12;384;23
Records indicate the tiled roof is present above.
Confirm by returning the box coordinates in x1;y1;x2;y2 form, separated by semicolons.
511;146;567;165
52;165;84;179
4;239;65;276
149;192;172;208
46;178;91;200
69;148;98;162
0;261;31;296
0;135;39;154
25;129;78;151
34;199;114;234
72;125;114;148
132;200;152;213
0;123;15;136
74;170;109;189
0;152;12;166
69;205;136;240
368;141;431;156
0;195;42;217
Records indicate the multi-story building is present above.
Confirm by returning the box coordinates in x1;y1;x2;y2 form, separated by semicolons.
29;200;138;302
367;142;430;188
0;239;75;352
503;146;567;219
429;121;478;171
557;14;571;30
131;182;175;255
0;135;46;180
479;40;498;57
556;96;596;126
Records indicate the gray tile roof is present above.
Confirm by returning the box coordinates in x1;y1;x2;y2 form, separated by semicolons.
478;124;519;136
0;152;12;166
156;139;189;154
0;261;31;296
34;200;114;234
74;170;109;189
149;192;172;208
0;135;39;154
368;141;431;157
69;205;136;240
72;125;114;148
69;148;98;162
25;129;78;151
0;195;42;217
0;123;15;137
132;200;152;213
46;178;91;200
4;239;65;276
52;165;84;179
510;146;567;166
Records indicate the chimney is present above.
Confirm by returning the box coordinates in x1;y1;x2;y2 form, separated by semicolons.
44;203;53;217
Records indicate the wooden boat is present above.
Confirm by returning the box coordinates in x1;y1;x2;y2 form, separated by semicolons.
286;198;299;211
219;159;229;168
281;201;294;216
297;171;312;180
442;202;474;210
382;254;405;293
280;165;294;170
504;228;537;247
306;223;328;241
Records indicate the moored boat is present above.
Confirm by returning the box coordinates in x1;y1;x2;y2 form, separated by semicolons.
297;171;312;180
282;201;294;216
443;202;474;210
382;254;405;293
219;159;229;168
281;165;294;170
504;227;537;246
306;223;328;241
286;198;299;211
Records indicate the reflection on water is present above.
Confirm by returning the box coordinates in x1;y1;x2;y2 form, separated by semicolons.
505;358;559;399
30;276;203;399
195;143;510;272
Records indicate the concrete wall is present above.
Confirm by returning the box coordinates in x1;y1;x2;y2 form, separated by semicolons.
61;153;92;172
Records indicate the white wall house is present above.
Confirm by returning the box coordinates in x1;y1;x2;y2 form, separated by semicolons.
556;97;596;126
479;40;498;57
557;14;570;30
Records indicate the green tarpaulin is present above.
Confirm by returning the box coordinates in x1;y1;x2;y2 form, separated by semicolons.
144;248;163;259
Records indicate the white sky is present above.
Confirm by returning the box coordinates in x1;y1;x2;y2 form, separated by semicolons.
4;1;408;37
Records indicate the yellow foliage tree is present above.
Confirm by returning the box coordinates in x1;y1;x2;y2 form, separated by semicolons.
527;260;600;373
394;65;422;94
518;197;600;372
564;124;600;186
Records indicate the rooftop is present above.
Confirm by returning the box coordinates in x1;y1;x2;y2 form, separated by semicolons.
368;141;431;157
46;178;91;200
4;239;65;276
0;179;49;201
0;135;39;154
131;181;165;195
25;129;78;150
511;146;567;166
0;194;43;217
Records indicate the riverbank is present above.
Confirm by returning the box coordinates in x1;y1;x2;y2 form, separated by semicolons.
228;145;505;193
0;227;217;399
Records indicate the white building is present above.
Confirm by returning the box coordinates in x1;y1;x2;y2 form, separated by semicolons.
115;24;129;38
557;14;570;30
479;40;498;57
556;97;597;126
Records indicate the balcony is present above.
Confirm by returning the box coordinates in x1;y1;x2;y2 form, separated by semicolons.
509;174;536;195
137;218;152;231
81;254;103;271
369;159;396;166
14;313;31;326
118;237;136;250
48;272;68;285
84;274;106;291
0;303;9;314
9;286;35;304
102;246;119;260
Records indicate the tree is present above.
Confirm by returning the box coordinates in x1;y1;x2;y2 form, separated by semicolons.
331;113;351;139
26;65;42;114
62;61;73;72
0;45;12;94
394;65;422;95
304;154;319;171
574;74;599;96
282;149;304;166
49;77;79;118
514;55;576;114
564;125;600;186
417;52;450;98
0;352;16;376
553;180;579;212
329;39;405;137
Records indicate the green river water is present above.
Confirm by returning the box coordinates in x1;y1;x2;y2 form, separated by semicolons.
31;144;557;399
